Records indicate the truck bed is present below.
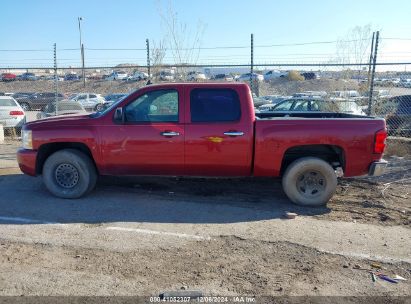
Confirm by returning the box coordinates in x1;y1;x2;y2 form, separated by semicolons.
253;115;386;178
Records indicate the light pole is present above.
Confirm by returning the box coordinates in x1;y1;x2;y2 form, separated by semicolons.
78;17;86;87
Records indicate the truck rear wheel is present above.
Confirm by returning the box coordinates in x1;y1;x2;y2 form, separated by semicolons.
43;149;97;199
282;157;337;206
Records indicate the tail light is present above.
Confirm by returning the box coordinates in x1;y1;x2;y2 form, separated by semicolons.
9;110;24;116
374;129;387;154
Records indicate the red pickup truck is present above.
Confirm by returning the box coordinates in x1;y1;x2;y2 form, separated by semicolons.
17;83;387;206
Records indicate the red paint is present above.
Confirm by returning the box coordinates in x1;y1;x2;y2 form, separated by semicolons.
17;83;387;178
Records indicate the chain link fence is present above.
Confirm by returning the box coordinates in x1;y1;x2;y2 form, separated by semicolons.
1;36;411;169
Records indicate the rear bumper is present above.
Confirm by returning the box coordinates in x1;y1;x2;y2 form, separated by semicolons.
16;148;37;176
368;159;388;176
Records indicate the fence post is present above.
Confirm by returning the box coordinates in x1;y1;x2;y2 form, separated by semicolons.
366;32;375;89
250;33;254;94
367;31;379;115
53;43;58;116
146;39;151;80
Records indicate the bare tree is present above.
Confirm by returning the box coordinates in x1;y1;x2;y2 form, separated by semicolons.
150;39;167;80
157;0;206;79
335;24;373;75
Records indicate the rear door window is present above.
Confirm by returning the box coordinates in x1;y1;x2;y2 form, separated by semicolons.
190;89;241;122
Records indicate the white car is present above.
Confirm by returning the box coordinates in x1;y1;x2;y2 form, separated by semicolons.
159;71;174;81
330;90;361;99
106;71;128;81
237;73;264;82
126;71;149;82
263;70;287;81
333;100;366;116
0;96;26;131
187;71;207;81
69;93;106;111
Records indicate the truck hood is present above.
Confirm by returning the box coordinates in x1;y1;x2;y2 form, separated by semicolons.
25;114;91;129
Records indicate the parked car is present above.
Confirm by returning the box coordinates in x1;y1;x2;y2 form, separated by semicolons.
333;100;366;116
330;90;362;100
18;83;387;206
187;71;207;81
18;72;38;81
125;71;149;82
104;93;127;102
237;73;264;82
301;72;319;80
261;95;292;104
46;75;64;81
64;74;80;81
12;92;35;101
17;92;65;111
266;97;366;115
159;71;174;81
263;70;286;81
1;73;16;82
36;100;87;120
69;93;106;111
0;96;25;133
294;91;328;98
106;71;128;81
211;74;234;81
384;95;411;136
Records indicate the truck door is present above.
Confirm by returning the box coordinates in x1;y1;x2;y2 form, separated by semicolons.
100;88;185;175
184;87;254;176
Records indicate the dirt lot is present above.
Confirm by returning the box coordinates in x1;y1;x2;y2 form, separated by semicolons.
0;141;410;300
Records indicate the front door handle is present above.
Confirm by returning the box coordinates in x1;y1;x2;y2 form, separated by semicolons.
223;131;244;137
161;131;180;137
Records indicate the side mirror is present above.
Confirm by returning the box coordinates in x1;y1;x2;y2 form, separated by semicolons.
114;107;123;123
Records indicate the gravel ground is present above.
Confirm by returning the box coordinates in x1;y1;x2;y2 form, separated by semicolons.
0;140;410;299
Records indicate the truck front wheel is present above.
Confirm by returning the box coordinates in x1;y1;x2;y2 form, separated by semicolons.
43;149;97;199
282;157;337;206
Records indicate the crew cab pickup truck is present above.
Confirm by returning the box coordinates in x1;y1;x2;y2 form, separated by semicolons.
17;83;387;206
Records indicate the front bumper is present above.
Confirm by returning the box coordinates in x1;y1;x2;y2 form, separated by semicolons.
368;159;388;176
16;148;38;176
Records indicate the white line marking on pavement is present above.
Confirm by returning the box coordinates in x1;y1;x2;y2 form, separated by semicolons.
0;216;58;224
106;226;211;240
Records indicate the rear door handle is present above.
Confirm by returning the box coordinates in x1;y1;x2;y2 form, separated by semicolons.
161;131;180;137
223;131;244;137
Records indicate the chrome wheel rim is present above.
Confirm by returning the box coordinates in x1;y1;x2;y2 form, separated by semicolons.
55;163;79;189
296;170;326;198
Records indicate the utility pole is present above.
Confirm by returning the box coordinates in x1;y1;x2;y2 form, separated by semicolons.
53;43;58;115
146;39;151;80
250;33;254;94
78;17;86;87
81;44;85;87
368;31;379;116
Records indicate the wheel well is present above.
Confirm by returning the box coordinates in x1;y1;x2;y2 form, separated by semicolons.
280;145;345;175
36;142;97;175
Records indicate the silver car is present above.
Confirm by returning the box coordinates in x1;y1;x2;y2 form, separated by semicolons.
0;96;26;131
69;93;106;111
36;100;87;119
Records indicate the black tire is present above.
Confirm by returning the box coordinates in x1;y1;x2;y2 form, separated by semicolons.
282;157;337;206
95;104;103;111
20;102;30;111
43;149;97;199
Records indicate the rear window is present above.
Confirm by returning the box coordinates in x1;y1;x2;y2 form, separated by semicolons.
0;98;16;107
190;89;241;122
